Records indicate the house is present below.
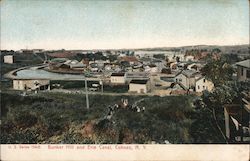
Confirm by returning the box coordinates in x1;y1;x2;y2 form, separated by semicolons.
223;91;250;143
235;59;250;82
186;63;200;71
175;70;199;90
4;55;14;64
139;57;151;65
49;62;70;70
129;79;150;93
49;58;68;65
152;59;165;70
89;63;99;72
144;64;159;73
119;56;138;65
169;62;178;70
13;79;50;91
184;55;194;61
125;72;149;82
195;77;214;92
64;60;86;70
110;73;126;84
93;60;109;68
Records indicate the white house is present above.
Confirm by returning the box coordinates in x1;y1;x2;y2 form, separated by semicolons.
4;55;14;64
175;70;199;90
144;64;159;73
187;63;198;71
185;55;195;62
64;60;86;70
110;73;126;84
129;79;150;93
13;79;50;91
235;59;250;82
195;77;214;92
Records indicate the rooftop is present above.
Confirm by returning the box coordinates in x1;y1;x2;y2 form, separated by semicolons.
235;59;250;68
181;70;199;78
111;73;125;76
130;79;149;84
119;56;138;62
126;72;149;78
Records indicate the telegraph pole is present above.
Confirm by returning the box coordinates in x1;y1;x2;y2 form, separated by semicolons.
100;79;103;93
85;77;89;110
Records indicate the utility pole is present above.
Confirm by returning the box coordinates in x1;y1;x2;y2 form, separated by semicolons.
85;77;89;110
100;79;103;93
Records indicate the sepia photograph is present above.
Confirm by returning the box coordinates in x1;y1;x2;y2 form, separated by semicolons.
0;0;249;160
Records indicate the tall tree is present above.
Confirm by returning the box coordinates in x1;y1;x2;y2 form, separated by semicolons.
201;59;234;87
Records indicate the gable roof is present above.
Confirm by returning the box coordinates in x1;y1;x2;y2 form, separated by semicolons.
176;69;198;78
182;70;199;78
170;82;187;90
235;59;250;69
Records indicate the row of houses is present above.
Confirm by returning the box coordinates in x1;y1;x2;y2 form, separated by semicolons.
110;72;149;84
110;72;150;94
110;69;214;94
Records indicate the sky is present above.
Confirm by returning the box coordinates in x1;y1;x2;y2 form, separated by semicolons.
1;0;249;50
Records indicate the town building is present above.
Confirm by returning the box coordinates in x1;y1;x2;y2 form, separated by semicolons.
4;55;14;64
184;55;195;61
119;56;138;65
169;62;178;70
195;77;214;92
224;91;250;143
125;72;149;82
175;70;199;90
129;79;150;93
64;60;86;70
186;63;200;71
139;57;151;65
235;59;250;82
110;73;126;84
144;64;159;73
13;79;50;91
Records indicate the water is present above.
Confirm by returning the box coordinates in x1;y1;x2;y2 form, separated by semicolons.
16;69;86;80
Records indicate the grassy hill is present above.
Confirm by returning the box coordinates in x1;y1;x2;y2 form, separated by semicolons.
1;92;224;144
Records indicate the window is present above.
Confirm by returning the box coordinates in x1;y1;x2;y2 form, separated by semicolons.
198;85;200;89
241;68;244;76
203;86;205;89
203;79;206;83
247;70;250;78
